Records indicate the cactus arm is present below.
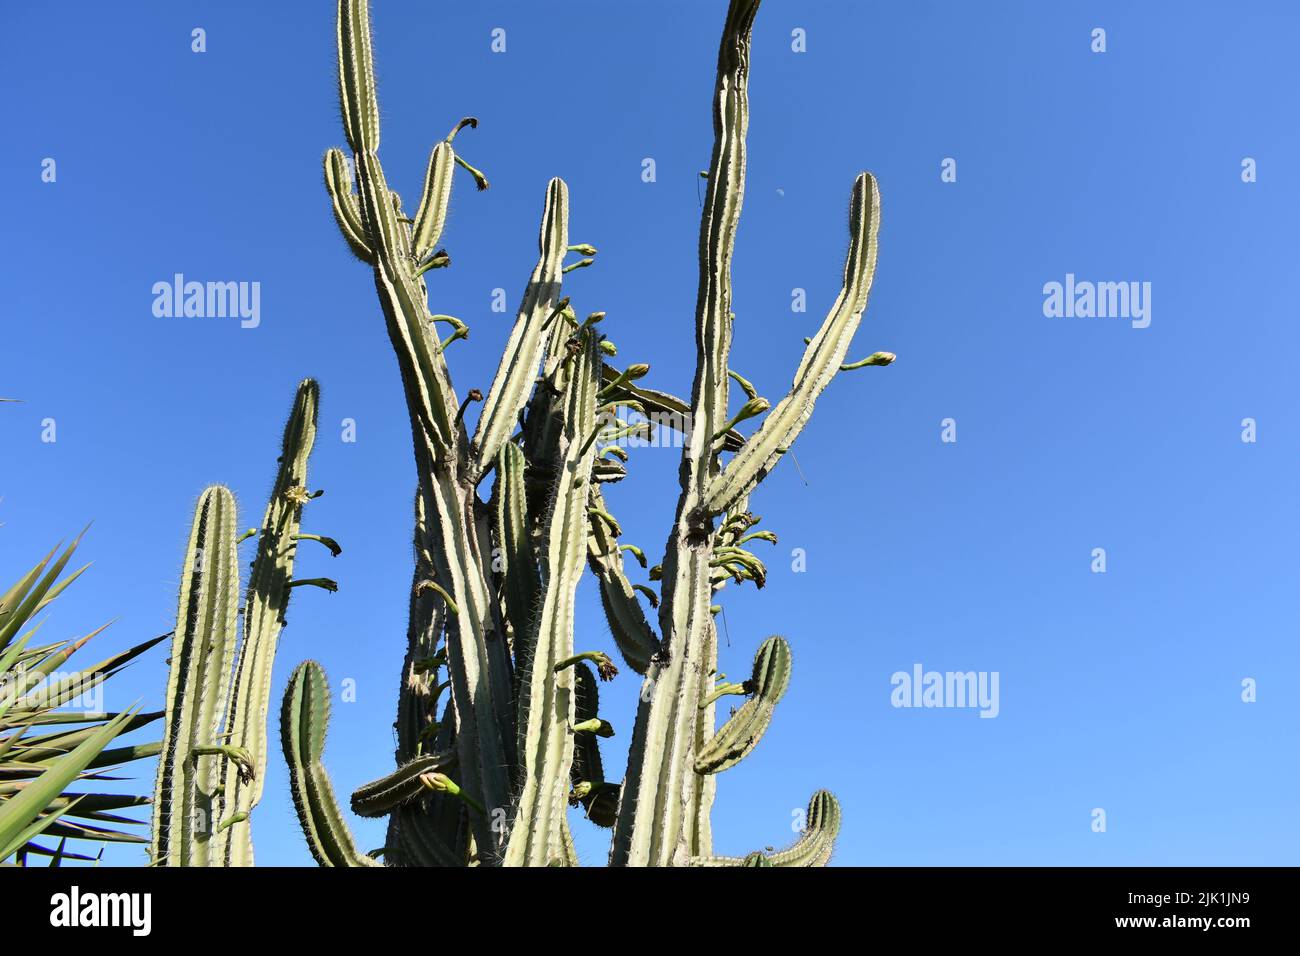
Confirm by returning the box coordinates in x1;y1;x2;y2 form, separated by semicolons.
350;751;457;818
686;621;718;858
339;0;459;453
584;485;659;675
694;635;790;774
280;661;379;867
215;379;320;865
411;141;455;263
324;148;374;262
467;178;570;483
690;790;840;867
503;332;602;867
493;442;540;656
612;0;761;869
150;486;240;866
702;172;881;517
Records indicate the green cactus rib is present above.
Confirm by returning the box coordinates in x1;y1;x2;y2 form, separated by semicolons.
701;171;881;518
585;485;659;674
150;486;240;867
468;178;570;482
494;442;540;655
280;661;378;867
324;148;373;262
504;331;602;867
350;750;456;818
695;635;790;774
612;0;760;869
691;790;841;867
215;379;320;866
569;663;618;828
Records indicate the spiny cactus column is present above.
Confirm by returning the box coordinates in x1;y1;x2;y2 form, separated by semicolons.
611;0;882;866
151;379;334;865
306;0;892;867
281;661;378;867
151;486;240;867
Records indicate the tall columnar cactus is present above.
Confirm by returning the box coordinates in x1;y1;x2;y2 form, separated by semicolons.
293;0;890;867
150;379;335;866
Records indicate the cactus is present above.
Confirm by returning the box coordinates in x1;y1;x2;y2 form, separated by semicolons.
150;379;334;865
275;0;891;867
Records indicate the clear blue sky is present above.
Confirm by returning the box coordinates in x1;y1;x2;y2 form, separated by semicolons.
2;1;1297;866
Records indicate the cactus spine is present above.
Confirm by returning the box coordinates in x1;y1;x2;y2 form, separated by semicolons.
265;0;892;867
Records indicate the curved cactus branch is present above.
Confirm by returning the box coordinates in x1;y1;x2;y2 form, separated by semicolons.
695;635;790;774
351;750;457;818
280;661;379;867
702;172;882;518
585;486;659;674
690;790;840;867
324;148;373;262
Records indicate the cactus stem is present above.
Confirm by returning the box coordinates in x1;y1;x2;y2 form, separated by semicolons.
555;651;618;681
292;533;343;557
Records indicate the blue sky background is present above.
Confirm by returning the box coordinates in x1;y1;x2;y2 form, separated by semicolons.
2;0;1297;866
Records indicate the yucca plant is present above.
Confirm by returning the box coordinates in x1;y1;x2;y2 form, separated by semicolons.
0;536;164;865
